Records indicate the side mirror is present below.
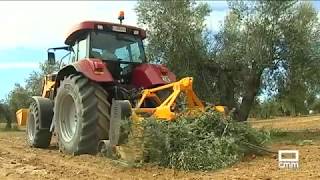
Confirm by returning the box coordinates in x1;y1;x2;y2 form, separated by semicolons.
48;52;56;65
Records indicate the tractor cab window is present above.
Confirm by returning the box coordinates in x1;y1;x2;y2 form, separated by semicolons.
78;38;87;60
90;31;145;63
114;43;141;63
70;44;77;62
69;34;88;62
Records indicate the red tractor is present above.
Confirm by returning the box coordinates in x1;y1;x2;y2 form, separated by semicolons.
26;13;177;155
26;13;225;159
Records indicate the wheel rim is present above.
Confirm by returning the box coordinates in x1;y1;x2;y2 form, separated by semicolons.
27;112;35;141
60;95;78;142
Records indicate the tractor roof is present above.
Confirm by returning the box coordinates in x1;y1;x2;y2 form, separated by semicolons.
65;21;146;45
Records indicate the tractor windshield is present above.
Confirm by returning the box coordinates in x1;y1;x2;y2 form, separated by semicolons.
90;31;145;63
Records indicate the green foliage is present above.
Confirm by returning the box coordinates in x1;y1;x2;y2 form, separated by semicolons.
25;62;59;96
142;111;269;171
215;1;320;120
250;94;320;119
136;0;320;121
250;98;288;119
2;83;31;128
7;84;32;115
273;2;320;116
136;0;213;99
2;61;59;128
269;129;320;145
25;71;42;96
0;102;10;129
0;102;10;124
8;62;58;108
310;98;320;113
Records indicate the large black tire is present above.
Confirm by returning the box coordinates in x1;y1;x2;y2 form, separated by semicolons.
26;100;53;148
54;74;110;155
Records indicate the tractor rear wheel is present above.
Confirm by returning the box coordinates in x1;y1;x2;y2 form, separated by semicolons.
26;99;53;148
54;74;110;155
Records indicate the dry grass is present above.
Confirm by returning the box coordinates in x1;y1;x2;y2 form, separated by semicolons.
249;115;320;131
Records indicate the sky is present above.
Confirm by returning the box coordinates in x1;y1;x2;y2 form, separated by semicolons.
0;1;319;100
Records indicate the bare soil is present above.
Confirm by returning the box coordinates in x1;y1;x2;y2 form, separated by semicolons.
0;116;319;180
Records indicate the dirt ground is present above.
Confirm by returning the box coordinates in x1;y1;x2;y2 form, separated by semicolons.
0;116;319;180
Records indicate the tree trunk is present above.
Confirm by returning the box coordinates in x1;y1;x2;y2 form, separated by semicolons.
5;111;12;129
5;117;12;129
218;70;238;118
236;74;262;121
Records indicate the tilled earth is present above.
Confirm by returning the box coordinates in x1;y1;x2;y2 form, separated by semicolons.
0;118;319;179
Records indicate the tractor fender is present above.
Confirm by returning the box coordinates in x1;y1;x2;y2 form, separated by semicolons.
73;59;114;82
54;59;114;97
56;59;114;84
31;96;54;130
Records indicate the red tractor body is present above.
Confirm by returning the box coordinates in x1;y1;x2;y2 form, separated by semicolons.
53;21;175;91
25;18;181;156
25;19;224;158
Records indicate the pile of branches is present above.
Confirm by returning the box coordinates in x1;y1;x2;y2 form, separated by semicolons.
141;111;270;171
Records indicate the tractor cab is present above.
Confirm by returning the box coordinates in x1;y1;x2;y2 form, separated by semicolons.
47;12;175;91
67;21;146;80
49;17;147;81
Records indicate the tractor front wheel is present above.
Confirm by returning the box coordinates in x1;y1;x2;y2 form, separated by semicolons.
54;74;110;155
26;98;53;148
